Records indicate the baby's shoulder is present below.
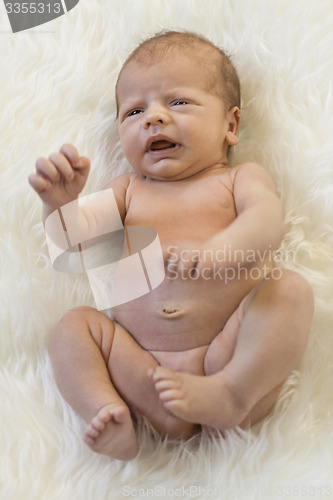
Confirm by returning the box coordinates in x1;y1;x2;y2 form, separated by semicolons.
105;172;139;191
227;161;266;177
225;162;274;187
215;163;260;190
224;162;279;206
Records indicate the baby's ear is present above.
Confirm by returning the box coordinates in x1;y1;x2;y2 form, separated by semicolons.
226;106;241;146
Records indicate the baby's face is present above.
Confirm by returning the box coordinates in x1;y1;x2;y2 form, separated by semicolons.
117;53;237;181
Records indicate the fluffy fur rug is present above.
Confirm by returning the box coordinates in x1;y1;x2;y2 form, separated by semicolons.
1;0;333;498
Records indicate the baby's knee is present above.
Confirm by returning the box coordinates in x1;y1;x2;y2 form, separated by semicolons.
272;269;314;351
52;306;96;335
50;306;114;353
274;269;314;311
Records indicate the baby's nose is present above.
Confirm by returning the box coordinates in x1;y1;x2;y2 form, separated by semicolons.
144;105;169;128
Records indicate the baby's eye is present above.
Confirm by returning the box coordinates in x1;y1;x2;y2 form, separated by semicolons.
172;100;188;106
127;109;143;117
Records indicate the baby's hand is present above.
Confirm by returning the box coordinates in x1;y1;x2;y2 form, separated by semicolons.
29;143;90;212
164;241;228;281
165;241;205;280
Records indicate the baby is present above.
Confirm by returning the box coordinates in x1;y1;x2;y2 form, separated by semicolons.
29;31;314;461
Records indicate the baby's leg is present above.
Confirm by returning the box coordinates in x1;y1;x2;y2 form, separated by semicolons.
50;306;197;460
150;270;314;430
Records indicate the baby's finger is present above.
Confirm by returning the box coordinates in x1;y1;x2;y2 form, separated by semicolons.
35;157;61;183
164;246;178;272
28;173;51;193
60;143;90;174
75;155;91;172
59;143;81;167
48;152;75;181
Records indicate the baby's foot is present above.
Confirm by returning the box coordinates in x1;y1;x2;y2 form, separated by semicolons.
83;404;139;460
149;367;248;431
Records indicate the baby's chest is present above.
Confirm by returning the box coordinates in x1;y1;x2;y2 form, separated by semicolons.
125;179;236;238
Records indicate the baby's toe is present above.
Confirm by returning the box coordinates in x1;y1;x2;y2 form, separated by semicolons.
112;405;131;423
155;378;180;392
159;387;183;402
83;434;95;446
152;366;177;382
97;407;114;423
91;414;107;431
164;399;189;417
85;425;99;438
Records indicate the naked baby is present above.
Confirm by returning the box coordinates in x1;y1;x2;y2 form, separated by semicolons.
29;31;314;461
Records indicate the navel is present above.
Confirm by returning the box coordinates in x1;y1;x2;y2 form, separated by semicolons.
159;305;184;319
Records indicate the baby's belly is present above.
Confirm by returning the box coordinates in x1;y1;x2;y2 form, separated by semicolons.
112;261;271;352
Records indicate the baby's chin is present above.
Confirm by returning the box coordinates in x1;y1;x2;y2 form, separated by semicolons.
135;160;209;182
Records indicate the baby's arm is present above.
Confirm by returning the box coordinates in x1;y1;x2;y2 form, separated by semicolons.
29;144;130;243
205;162;285;269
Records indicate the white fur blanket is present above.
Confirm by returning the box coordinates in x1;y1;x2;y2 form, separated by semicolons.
1;1;333;499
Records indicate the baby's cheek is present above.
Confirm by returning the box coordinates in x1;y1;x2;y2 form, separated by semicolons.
122;139;137;164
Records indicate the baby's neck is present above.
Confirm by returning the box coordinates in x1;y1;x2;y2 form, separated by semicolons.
143;162;230;183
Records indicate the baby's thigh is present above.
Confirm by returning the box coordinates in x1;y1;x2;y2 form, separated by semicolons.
110;322;197;437
52;305;159;382
203;291;254;376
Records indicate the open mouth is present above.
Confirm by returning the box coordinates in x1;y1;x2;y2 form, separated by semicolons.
149;140;177;151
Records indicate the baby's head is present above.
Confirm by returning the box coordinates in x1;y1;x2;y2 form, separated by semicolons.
116;30;240;115
115;31;241;180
